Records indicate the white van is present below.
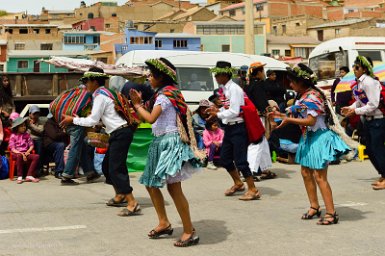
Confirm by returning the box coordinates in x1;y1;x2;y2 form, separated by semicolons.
116;50;289;107
309;37;385;90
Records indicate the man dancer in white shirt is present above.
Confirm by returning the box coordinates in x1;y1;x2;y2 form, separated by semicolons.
206;61;260;200
61;67;141;216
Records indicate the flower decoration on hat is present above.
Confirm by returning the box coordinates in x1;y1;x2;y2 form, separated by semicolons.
354;55;375;78
291;66;318;85
145;58;177;83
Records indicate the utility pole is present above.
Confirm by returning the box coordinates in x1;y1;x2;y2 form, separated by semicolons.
244;0;255;55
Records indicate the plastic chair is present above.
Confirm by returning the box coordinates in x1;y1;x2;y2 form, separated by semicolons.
8;149;36;181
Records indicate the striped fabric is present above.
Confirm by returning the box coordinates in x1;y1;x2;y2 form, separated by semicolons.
49;88;92;123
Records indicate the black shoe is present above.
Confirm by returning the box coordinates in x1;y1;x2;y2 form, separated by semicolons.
86;173;101;183
61;178;79;186
55;173;63;179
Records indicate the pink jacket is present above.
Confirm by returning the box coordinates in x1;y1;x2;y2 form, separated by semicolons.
203;128;224;156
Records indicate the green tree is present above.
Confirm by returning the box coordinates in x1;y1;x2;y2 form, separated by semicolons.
0;10;7;17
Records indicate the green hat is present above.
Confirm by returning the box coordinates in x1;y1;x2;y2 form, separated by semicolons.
354;56;375;78
11;117;28;129
79;71;110;83
210;61;236;76
145;58;177;83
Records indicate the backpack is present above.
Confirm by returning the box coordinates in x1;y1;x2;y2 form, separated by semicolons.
0;155;9;180
50;88;92;123
94;87;140;127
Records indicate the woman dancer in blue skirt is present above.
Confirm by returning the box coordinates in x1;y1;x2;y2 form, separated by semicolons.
130;58;201;246
271;64;349;225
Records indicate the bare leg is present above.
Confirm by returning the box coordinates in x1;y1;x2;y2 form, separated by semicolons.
314;168;335;215
124;193;139;212
146;187;171;233
228;169;244;187
301;167;320;214
167;182;194;241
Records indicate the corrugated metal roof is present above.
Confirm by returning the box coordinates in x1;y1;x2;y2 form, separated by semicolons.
1;24;59;28
155;33;200;38
267;35;320;45
308;18;371;29
7;50;102;57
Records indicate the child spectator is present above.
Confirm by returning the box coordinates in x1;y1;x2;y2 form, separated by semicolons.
9;117;40;184
192;99;210;149
203;119;224;170
27;105;45;176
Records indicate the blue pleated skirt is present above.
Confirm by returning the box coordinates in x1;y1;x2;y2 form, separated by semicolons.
139;132;201;188
295;129;350;170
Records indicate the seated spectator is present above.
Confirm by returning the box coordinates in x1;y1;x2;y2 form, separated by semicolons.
192;99;210;149
203;119;224;170
9;117;40;184
27;105;44;176
188;73;202;90
43;113;68;179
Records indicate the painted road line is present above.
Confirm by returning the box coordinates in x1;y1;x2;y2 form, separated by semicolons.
0;225;87;234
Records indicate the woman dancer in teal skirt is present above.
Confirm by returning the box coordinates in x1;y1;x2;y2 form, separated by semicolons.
130;58;201;246
270;64;349;225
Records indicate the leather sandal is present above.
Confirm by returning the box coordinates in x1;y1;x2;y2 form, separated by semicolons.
239;190;261;201
317;212;339;225
224;184;245;196
117;204;141;217
106;197;128;207
302;206;322;220
174;229;199;247
148;224;173;239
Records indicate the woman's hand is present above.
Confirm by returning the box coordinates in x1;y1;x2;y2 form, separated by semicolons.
60;115;74;128
205;106;219;121
129;89;142;107
275;118;289;129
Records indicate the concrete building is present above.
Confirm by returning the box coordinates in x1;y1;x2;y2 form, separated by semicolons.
267;35;320;61
0;40;7;72
39;8;75;21
271;15;325;37
307;18;373;41
62;31;104;51
0;24;62;51
184;21;266;54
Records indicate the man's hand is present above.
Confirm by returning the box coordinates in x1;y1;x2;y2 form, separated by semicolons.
205;106;219;121
60;115;74;128
341;107;355;117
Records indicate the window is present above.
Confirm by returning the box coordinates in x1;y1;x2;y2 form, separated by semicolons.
309;51;348;80
93;35;100;44
33;29;40;34
229;10;235;16
155;40;162;48
317;30;324;41
272;26;277;36
90;26;96;31
41;43;53;50
97;58;108;63
105;24;111;29
170;29;175;33
5;29;13;34
285;49;291;57
357;50;383;64
130;36;153;45
121;45;128;52
173;39;188;48
14;43;25;50
176;67;214;91
88;13;94;19
256;4;263;11
64;35;85;44
20;29;28;34
17;60;28;69
335;28;340;36
296;22;300;27
112;13;117;17
272;49;280;56
222;44;230;52
45;29;51;34
282;25;286;34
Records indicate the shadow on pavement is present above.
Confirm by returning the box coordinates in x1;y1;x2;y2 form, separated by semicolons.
335;206;371;222
173;219;230;245
272;168;296;179
258;186;282;197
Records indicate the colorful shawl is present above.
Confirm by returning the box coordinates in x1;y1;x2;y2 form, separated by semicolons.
287;89;324;118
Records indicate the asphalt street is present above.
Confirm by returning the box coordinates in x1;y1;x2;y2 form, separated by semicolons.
0;160;384;256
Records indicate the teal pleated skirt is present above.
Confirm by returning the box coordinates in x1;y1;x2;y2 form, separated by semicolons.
295;129;350;170
139;132;201;188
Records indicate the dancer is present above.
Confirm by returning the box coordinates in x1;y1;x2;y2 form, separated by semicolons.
61;68;140;216
342;56;385;190
270;64;349;225
206;61;260;200
129;58;201;247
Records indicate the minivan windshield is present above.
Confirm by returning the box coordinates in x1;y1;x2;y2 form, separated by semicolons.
309;51;348;81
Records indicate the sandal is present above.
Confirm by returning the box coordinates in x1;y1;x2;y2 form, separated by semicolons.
224;184;245;196
174;229;199;247
302;206;322;220
106;197;128;207
372;177;385;186
148;224;173;239
25;177;40;183
117;204;141;217
260;170;277;180
317;212;339;225
239;190;261;201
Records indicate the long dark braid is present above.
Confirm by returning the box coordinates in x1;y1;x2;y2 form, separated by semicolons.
311;84;334;126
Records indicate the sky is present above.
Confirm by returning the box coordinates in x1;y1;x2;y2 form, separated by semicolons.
2;0;205;15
